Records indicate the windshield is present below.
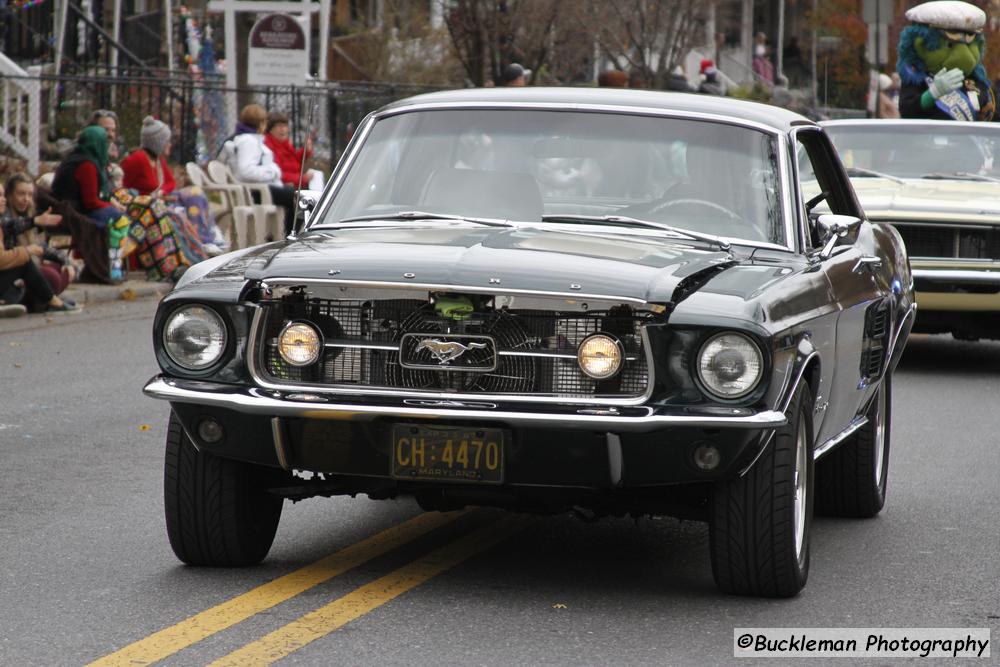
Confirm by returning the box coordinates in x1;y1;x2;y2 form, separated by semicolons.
825;123;1000;180
318;109;786;245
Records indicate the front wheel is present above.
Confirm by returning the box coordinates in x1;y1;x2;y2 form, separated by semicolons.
816;374;891;518
164;412;285;566
709;383;814;597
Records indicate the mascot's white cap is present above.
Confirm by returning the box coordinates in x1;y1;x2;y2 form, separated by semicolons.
905;1;986;32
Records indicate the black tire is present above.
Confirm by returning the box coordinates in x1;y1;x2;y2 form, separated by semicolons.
164;412;284;566
816;374;891;518
710;383;814;597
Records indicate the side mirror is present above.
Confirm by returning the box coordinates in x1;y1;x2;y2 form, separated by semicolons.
814;214;861;260
293;189;322;233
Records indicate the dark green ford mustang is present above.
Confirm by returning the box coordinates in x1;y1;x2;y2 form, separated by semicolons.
145;88;914;597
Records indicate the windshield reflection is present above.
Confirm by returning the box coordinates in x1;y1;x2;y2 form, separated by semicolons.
825;124;1000;180
318;109;785;245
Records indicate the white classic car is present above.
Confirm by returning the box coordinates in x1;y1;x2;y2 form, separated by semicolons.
822;119;1000;340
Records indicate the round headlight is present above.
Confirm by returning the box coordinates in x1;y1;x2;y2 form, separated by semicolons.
577;334;623;380
278;322;322;366
163;305;227;370
697;332;763;399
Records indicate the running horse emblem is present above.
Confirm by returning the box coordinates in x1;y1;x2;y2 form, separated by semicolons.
415;338;489;364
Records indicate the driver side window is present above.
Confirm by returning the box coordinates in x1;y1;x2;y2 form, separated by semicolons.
796;130;860;250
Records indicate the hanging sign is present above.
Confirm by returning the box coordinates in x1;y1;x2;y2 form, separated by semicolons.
247;13;307;86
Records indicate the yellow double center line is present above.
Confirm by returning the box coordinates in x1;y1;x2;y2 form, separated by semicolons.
88;510;522;666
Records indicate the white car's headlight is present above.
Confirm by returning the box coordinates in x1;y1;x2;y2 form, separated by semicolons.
163;305;227;370
697;332;763;399
577;334;623;380
278;321;322;366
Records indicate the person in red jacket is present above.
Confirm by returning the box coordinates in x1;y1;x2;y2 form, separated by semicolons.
120;116;225;253
121;116;177;196
263;112;325;190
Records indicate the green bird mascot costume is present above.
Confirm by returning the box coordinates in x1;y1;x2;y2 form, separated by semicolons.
898;0;995;121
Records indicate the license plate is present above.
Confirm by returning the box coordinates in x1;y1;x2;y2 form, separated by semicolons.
391;424;504;484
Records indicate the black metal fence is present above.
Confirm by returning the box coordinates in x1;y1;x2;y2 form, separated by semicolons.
0;1;54;64
9;70;445;171
0;0;164;72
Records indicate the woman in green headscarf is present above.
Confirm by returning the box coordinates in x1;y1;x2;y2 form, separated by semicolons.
51;125;125;228
51;124;208;282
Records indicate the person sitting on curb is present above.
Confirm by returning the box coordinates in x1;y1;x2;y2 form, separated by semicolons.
0;182;79;315
121;116;226;254
88;109;125;165
2;173;78;303
51;126;131;281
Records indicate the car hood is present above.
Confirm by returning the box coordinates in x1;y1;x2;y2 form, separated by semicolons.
849;178;1000;222
225;224;741;304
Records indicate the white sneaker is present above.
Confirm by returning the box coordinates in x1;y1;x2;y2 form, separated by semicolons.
0;304;27;318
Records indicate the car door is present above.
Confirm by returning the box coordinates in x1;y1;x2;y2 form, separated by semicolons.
795;128;889;445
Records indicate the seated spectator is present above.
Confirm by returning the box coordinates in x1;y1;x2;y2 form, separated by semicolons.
0;182;79;314
121;116;177;196
219;104;295;234
122;116;225;252
89;109;125;163
51;126;126;228
2;173;77;299
34;178;114;285
50;125;131;280
264;112;325;191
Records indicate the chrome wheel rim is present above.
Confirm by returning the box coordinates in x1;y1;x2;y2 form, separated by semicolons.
793;419;808;561
874;385;887;489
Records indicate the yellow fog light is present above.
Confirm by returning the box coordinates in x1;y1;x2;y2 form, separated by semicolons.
577;334;623;380
278;322;322;366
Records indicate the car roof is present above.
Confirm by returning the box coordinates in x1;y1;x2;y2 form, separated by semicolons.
378;87;814;132
822;118;1000;131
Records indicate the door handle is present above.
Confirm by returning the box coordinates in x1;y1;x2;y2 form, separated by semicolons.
853;256;883;273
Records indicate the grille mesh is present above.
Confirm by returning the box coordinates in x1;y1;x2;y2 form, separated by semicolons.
259;296;651;398
894;223;1000;259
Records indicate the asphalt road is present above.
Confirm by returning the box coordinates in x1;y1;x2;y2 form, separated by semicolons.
1;298;998;666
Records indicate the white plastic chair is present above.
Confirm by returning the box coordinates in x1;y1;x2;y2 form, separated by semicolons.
207;160;284;242
185;162;256;250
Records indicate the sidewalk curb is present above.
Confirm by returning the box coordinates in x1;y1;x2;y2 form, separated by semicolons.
62;280;173;306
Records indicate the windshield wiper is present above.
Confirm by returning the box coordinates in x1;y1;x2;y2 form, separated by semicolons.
540;214;731;250
921;171;1000;183
334;211;516;227
845;166;904;183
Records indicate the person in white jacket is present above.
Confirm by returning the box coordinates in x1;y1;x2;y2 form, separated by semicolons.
220;104;295;233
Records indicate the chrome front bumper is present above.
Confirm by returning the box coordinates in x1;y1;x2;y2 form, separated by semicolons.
143;376;787;433
911;268;1000;285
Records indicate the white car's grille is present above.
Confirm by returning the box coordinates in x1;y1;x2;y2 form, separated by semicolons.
893;222;1000;259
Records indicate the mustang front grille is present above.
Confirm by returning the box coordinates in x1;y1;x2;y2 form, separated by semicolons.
893;223;1000;259
256;296;653;399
